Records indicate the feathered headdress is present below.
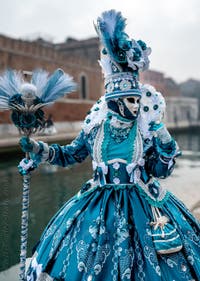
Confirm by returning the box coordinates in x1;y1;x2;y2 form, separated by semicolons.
95;10;151;100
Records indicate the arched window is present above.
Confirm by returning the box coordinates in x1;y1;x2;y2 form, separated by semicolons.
80;74;88;99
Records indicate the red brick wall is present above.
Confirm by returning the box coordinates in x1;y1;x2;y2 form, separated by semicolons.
140;70;180;96
0;110;11;123
44;101;94;122
0;35;180;125
0;101;94;124
0;35;102;123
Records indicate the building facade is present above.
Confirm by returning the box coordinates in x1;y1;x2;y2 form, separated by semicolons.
0;35;102;124
1;34;196;130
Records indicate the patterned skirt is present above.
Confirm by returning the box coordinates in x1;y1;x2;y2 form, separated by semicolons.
26;184;200;281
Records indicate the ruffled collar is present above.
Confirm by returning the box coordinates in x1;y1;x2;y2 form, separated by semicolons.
107;110;135;129
83;96;136;134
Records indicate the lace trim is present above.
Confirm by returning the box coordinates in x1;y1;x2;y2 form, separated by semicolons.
101;118;110;163
129;123;143;164
82;96;108;134
136;180;169;206
109;125;132;143
100;115;143;165
109;114;133;128
93;120;105;163
107;158;127;164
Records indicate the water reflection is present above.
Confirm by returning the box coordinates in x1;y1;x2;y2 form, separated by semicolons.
0;158;92;272
0;130;199;277
172;128;200;152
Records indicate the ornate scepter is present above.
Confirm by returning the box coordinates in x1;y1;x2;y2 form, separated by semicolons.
0;68;76;280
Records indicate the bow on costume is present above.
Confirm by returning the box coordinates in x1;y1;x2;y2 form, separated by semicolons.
92;161;108;186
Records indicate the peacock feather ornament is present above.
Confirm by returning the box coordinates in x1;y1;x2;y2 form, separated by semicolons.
0;68;76;135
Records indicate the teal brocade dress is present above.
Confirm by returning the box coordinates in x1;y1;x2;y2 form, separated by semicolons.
26;112;200;281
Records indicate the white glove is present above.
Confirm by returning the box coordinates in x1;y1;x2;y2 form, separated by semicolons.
156;126;172;144
149;122;172;144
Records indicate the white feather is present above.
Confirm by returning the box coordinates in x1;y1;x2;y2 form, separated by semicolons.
102;11;117;38
98;57;113;77
0;70;23;97
31;69;49;98
138;84;166;140
83;96;108;134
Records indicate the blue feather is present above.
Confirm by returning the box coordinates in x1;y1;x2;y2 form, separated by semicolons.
39;69;77;103
0;70;22;97
0;69;23;109
0;68;77;109
0;96;10;109
38;69;63;101
96;10;129;63
7;69;23;94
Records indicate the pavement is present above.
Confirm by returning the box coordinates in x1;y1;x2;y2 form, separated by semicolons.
0;258;31;281
0;132;78;152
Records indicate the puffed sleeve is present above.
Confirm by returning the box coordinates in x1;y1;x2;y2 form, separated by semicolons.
48;130;89;167
144;137;181;179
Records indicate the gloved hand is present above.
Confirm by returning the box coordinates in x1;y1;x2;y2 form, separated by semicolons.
20;136;41;153
19;136;50;164
18;158;37;175
149;122;172;144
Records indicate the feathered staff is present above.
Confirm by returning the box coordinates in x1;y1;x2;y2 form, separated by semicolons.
0;68;76;281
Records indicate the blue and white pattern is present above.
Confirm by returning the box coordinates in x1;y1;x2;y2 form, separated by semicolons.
26;107;200;281
76;208;111;280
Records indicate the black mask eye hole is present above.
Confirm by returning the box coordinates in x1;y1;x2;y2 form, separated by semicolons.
127;98;135;103
127;97;140;104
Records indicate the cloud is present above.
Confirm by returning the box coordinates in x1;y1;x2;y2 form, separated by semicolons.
0;0;200;82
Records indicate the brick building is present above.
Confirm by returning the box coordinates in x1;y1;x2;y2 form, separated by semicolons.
0;34;179;124
0;35;103;124
140;70;180;96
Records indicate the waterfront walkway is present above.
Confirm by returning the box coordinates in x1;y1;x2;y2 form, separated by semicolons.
0;132;77;150
0;120;200;152
0;121;82;152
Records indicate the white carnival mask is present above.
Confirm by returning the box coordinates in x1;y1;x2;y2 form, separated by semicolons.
123;96;141;116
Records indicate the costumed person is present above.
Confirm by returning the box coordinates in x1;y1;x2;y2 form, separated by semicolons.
19;10;200;281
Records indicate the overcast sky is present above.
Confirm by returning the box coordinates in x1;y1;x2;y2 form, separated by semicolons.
0;0;200;83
